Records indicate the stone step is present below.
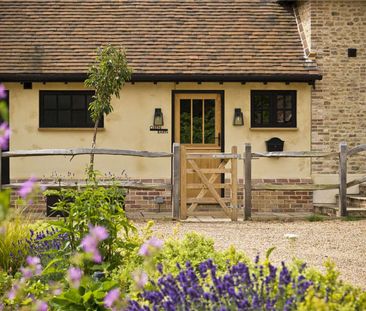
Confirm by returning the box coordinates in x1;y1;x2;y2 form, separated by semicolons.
336;194;366;209
359;184;366;196
314;203;366;217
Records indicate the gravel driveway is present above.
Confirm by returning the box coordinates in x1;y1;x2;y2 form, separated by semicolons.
135;219;366;289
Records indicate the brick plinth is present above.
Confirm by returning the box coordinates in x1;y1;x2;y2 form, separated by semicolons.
231;178;313;213
124;179;172;212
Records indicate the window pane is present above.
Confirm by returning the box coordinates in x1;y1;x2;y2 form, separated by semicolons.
262;95;270;110
254;112;262;125
192;99;203;143
277;111;284;123
285;95;293;109
43;111;57;126
43;95;57;109
253;95;262;110
58;110;71;125
180;99;191;144
72;111;86;126
277;95;284;109
285;111;293;123
58;95;71;109
204;100;215;144
72;95;86;110
262;110;270;125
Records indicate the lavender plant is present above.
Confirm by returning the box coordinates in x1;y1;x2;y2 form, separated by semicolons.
126;259;313;311
26;227;69;266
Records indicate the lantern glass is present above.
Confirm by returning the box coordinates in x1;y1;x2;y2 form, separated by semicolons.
154;108;164;126
233;108;244;126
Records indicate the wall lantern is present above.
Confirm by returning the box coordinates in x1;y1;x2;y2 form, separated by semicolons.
233;108;244;126
153;108;164;126
150;108;168;133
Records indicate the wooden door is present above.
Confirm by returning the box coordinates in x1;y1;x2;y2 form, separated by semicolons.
174;92;222;200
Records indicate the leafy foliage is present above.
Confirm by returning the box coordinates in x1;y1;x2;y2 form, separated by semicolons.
45;182;137;270
84;45;132;122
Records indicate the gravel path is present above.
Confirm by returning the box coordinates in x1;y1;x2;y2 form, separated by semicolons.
135;220;366;289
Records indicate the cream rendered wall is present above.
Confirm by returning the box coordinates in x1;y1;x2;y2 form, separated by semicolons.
5;82;311;181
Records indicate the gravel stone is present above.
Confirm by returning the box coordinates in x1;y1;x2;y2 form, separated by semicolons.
134;220;366;289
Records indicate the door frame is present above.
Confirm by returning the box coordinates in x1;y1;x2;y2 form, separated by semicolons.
171;90;225;152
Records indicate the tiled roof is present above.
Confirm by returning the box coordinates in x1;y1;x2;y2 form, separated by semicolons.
0;0;320;81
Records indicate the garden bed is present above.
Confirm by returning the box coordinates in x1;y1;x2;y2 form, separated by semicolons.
135;219;366;289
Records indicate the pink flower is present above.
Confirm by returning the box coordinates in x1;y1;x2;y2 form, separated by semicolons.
81;225;109;263
0;84;6;99
26;256;40;266
132;270;148;289
68;267;83;288
7;284;19;300
0;122;10;150
138;237;164;257
36;301;48;311
90;225;109;241
18;177;37;199
104;288;120;309
20;267;33;280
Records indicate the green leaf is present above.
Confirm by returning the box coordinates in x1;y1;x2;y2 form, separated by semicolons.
266;247;276;260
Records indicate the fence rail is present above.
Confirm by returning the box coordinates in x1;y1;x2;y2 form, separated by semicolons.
0;148;173;195
244;142;366;219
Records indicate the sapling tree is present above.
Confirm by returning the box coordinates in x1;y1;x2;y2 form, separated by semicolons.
84;45;132;171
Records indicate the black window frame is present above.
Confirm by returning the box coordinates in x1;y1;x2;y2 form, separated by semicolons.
39;90;104;128
251;90;297;128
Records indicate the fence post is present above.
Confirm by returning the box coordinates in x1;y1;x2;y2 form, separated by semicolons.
231;146;238;221
172;143;180;219
180;145;188;219
244;143;252;220
339;142;347;217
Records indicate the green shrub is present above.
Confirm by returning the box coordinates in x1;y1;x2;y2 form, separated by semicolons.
0;216;31;273
46;182;137;270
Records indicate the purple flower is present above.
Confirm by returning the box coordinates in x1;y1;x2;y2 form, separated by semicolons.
138;237;163;257
81;225;109;263
20;267;33;280
68;267;83;288
0;84;6;99
36;301;48;311
133;270;148;289
7;284;19;300
26;256;40;266
90;225;109;241
0;122;10;150
18;177;37;199
104;288;120;309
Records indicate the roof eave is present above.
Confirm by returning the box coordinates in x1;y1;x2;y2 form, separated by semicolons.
0;72;322;83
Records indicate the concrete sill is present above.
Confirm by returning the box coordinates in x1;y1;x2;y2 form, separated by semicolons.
38;128;105;132
250;128;299;131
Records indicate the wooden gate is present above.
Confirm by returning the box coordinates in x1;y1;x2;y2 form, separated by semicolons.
180;145;239;220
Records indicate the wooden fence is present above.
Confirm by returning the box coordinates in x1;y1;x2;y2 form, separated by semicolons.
244;142;366;219
0;147;173;192
1;141;366;220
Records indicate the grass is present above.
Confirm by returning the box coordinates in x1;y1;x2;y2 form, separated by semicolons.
306;214;326;222
341;215;366;221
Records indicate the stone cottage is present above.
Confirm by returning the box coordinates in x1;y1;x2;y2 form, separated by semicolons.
0;0;364;216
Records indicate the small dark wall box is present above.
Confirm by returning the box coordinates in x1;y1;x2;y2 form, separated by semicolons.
266;137;284;152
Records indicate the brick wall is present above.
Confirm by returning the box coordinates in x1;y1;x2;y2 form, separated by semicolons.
228;178;313;213
124;179;172;212
304;0;366;174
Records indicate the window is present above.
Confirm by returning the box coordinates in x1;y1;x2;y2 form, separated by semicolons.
39;91;103;128
251;91;296;128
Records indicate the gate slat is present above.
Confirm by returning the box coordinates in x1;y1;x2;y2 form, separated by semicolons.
188;159;232;218
187;159;229;212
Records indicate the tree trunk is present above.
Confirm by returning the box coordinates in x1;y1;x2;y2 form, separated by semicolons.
89;118;99;173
